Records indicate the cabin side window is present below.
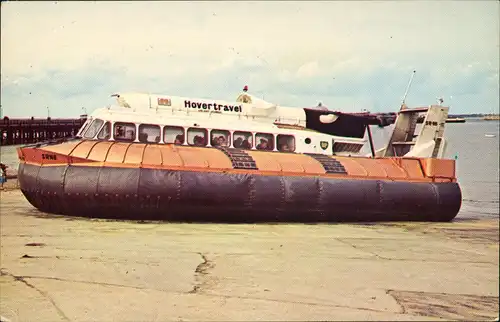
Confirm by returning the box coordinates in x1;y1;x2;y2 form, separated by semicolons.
187;128;207;147
256;133;274;151
277;134;295;152
83;119;104;139
211;130;230;147
164;126;184;145
114;122;136;142
97;122;111;140
233;131;253;149
138;124;161;143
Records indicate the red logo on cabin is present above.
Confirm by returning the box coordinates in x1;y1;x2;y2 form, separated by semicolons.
157;98;171;106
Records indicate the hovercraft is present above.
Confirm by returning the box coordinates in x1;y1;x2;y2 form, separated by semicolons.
16;88;462;222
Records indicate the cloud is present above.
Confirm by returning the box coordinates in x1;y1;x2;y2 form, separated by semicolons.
1;1;498;117
296;61;321;79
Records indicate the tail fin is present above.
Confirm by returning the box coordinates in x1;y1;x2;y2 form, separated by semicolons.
376;105;449;158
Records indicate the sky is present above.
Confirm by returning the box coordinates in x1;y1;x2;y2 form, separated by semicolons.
1;1;499;118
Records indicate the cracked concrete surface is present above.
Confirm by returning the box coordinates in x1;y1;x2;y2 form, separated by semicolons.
1;269;70;321
0;189;499;321
189;252;216;294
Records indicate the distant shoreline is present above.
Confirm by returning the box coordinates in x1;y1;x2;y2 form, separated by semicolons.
449;113;500;118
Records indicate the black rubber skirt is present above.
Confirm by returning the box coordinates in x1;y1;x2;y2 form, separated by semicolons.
17;163;462;222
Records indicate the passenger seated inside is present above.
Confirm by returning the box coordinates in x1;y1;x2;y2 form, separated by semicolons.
241;137;252;149
280;143;290;151
154;136;160;143
233;137;243;148
233;138;243;149
278;138;290;152
138;133;148;143
216;135;228;147
211;131;229;147
115;126;124;138
174;134;184;145
277;135;295;152
193;135;205;146
256;138;269;150
233;131;253;149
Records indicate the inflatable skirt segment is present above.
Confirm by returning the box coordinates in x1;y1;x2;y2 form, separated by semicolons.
18;163;462;222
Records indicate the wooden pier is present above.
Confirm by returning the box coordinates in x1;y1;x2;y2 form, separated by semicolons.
0;117;86;146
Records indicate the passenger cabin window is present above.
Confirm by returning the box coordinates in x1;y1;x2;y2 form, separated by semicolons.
114;122;136;142
256;133;274;151
97;122;111;140
277;134;295;152
233;131;253;149
187;128;207;147
164;126;184;145
138;124;161;143
211;130;230;147
83;119;104;139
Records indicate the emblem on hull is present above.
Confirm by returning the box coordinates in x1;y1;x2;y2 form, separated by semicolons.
320;141;329;150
